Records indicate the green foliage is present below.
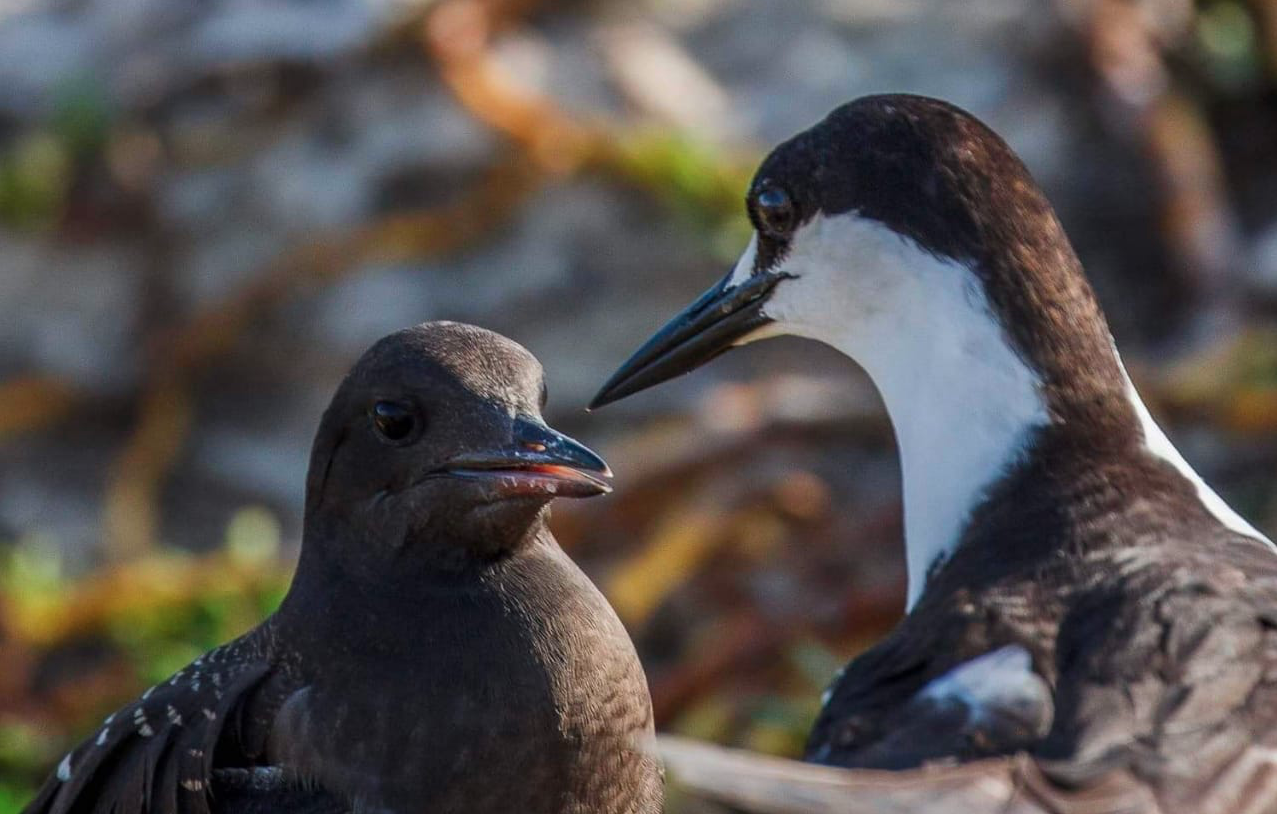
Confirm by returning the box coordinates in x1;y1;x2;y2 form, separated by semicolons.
0;507;290;807
613;131;758;261
0;781;37;814
106;586;271;686
1195;0;1265;91
50;80;113;159
0;76;112;230
0;722;58;814
110;508;287;684
0;132;74;230
1236;332;1277;387
0;536;64;600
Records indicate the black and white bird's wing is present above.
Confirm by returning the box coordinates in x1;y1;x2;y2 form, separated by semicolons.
24;633;287;814
870;645;1054;764
808;610;1057;769
1042;550;1277;812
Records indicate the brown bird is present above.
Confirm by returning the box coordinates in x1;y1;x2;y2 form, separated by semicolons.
27;321;663;814
595;94;1277;813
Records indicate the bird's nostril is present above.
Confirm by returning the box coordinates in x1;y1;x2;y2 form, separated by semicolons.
523;441;547;453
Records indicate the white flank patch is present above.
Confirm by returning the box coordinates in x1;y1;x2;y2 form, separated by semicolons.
917;645;1045;726
1119;360;1273;548
749;213;1049;608
56;754;72;782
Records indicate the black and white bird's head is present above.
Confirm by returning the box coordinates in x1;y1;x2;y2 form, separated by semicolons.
305;322;611;572
592;94;1124;420
591;95;1173;604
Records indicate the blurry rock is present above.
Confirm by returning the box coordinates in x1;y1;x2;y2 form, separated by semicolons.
0;0;433;116
597;21;739;143
0;236;143;392
1252;221;1277;295
282;179;713;410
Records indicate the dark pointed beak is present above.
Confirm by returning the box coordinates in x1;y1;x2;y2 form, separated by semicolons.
590;270;787;409
442;416;613;498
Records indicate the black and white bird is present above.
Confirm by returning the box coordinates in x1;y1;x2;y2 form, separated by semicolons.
593;95;1277;812
27;322;663;814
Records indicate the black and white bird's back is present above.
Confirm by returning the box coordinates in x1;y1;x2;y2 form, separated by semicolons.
591;93;1277;812
813;450;1277;807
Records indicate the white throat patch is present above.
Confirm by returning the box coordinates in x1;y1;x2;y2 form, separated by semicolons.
746;213;1050;609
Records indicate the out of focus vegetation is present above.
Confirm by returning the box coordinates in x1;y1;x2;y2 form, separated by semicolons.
0;509;288;805
3;0;1277;811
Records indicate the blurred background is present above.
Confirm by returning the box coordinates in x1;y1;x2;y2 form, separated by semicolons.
2;0;1277;809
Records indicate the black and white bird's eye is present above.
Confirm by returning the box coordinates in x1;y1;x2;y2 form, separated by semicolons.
754;186;797;237
370;400;420;444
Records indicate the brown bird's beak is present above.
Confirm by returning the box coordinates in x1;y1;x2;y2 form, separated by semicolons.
442;416;613;499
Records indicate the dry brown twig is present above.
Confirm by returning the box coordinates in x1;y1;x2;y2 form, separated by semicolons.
1079;0;1243;306
659;735;1158;814
424;0;612;173
0;376;80;440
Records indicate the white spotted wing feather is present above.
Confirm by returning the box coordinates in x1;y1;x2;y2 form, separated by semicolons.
24;637;274;814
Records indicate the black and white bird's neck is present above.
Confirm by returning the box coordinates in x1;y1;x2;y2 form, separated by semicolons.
591;94;1273;609
748;212;1271;607
738;218;1052;607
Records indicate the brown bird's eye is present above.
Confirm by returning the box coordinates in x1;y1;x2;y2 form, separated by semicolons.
755;186;796;237
371;400;418;443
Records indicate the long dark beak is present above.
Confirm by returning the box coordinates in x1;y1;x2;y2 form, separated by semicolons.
590;270;786;409
442;416;613;498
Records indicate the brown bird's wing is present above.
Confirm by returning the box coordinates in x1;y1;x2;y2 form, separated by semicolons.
207;768;348;814
23;632;292;814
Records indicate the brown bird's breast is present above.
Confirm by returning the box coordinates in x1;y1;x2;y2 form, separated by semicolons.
266;534;661;814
